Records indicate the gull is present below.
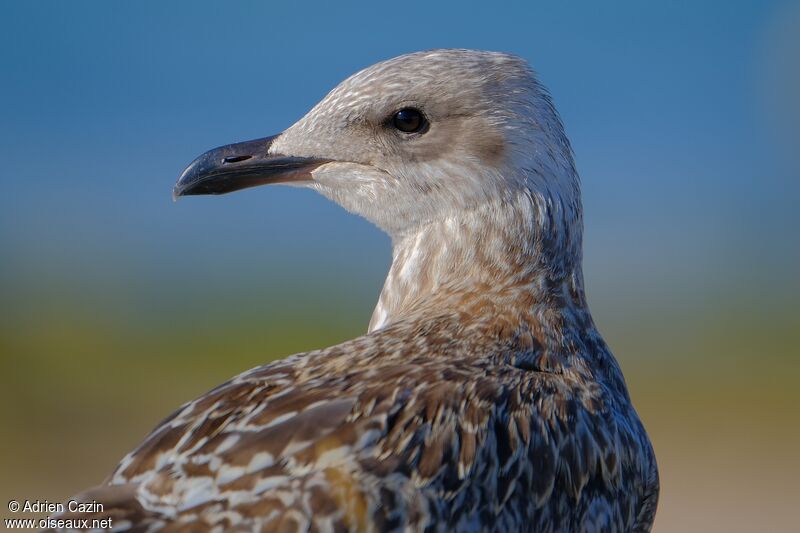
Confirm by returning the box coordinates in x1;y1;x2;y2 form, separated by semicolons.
53;49;658;532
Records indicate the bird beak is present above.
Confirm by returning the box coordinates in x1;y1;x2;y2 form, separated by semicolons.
173;135;330;199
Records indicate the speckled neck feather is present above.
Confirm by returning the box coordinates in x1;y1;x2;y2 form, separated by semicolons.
370;189;583;334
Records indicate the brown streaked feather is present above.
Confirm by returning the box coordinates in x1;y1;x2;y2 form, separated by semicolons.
51;308;656;532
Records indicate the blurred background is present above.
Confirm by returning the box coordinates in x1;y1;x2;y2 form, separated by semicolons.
1;1;797;531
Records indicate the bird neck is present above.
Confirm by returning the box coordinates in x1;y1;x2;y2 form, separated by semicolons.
368;189;587;334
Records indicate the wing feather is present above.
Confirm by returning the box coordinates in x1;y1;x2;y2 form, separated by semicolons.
50;318;657;532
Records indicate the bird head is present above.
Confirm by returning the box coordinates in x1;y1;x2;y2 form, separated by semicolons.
174;49;580;241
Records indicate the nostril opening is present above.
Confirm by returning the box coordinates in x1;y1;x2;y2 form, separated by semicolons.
223;155;252;164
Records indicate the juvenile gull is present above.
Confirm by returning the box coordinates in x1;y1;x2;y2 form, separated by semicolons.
55;49;658;531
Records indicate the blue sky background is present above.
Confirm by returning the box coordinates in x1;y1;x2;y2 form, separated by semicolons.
1;0;797;318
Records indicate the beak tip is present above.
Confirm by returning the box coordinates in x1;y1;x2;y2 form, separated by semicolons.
173;160;202;200
172;176;189;201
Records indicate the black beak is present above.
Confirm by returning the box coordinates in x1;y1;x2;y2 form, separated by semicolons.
173;135;329;199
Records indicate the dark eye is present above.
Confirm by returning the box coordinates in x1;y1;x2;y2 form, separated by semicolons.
392;108;427;134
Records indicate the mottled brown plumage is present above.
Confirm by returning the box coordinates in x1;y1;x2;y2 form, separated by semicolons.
51;49;658;532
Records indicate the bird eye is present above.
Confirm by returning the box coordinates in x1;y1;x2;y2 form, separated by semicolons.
392;108;427;134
